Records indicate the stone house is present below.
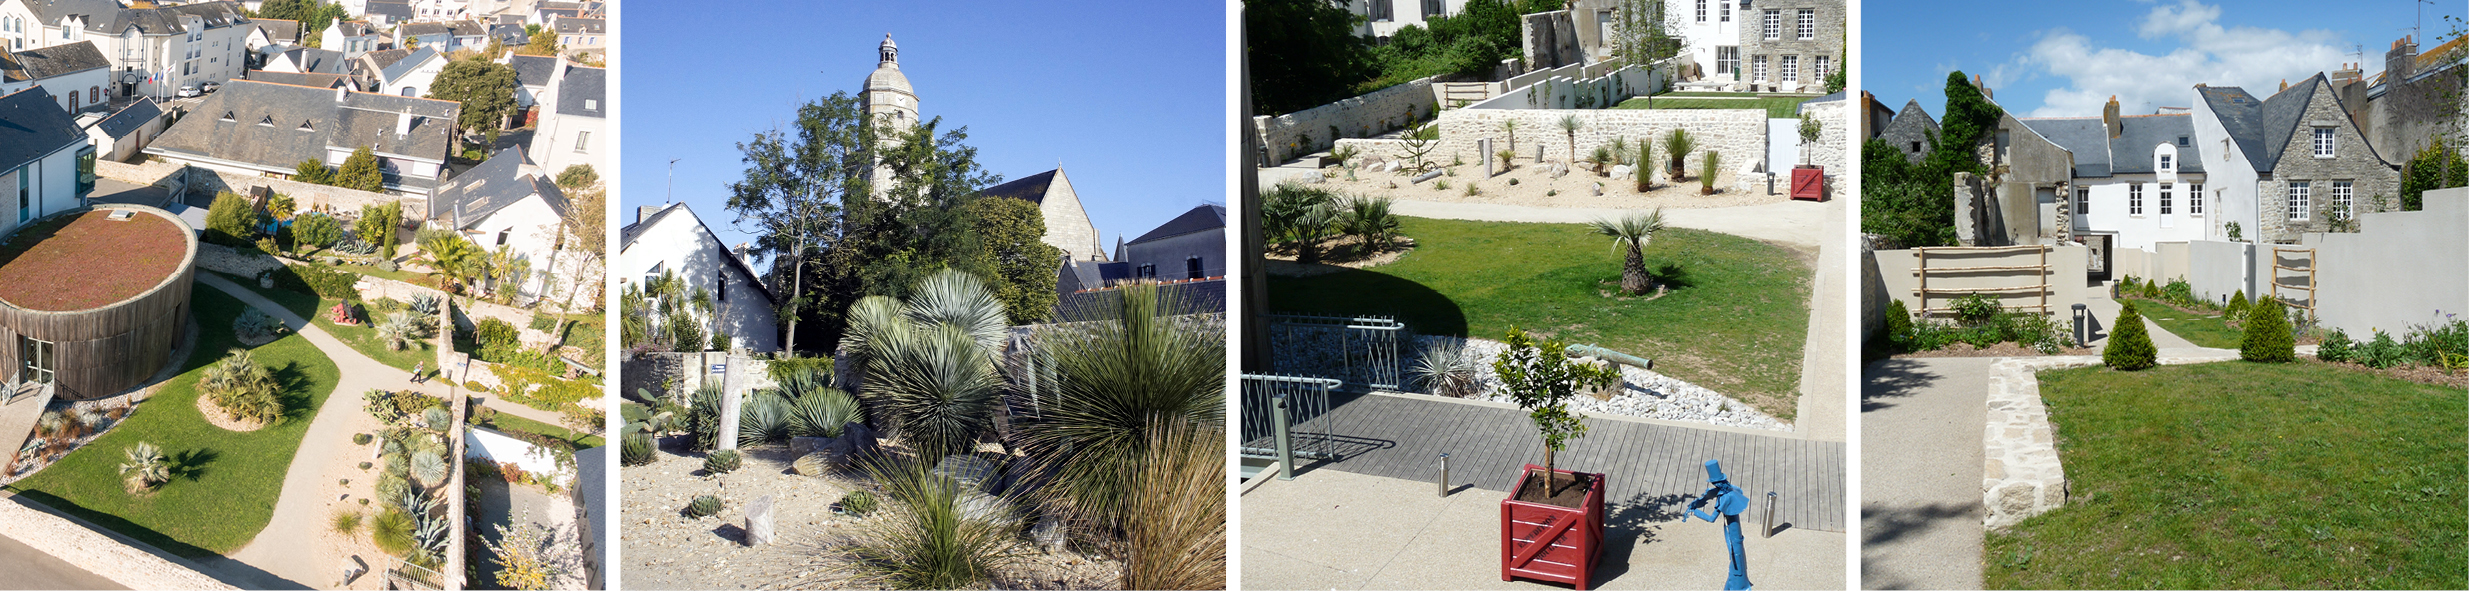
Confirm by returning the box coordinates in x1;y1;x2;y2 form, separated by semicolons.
0;40;111;115
2193;74;2401;244
618;202;780;353
0;0;252;99
143;80;460;197
2358;34;2467;167
1735;0;1840;93
977;169;1106;264
1058;203;1227;318
1875;98;1936;163
0;86;94;236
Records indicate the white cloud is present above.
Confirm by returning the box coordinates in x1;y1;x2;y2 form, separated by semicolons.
2012;0;2348;117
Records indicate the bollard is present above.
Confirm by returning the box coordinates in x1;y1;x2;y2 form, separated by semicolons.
2072;303;2090;347
1437;453;1450;497
1763;491;1777;538
1271;392;1295;481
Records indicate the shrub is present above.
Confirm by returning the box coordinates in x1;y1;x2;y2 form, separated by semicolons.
331;509;363;535
620;428;654;466
840;490;878;516
703;449;741;474
475;318;519;349
765;356;834;384
288;264;362;299
2104;301;2158;370
685;495;722;518
2225;290;2249;320
528;313;557;332
354;433;373;445
204;192;258;246
2240;296;2295;363
1950;293;2001;326
1883;299;1916;345
1407;339;1485;398
371;507;416;556
2317;328;2355;363
293;213;344;249
2357;330;2406;369
201;349;284;424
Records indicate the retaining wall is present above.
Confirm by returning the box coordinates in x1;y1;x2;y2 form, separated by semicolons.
467;426;575;485
1253;76;1440;164
1426;107;1769;182
2297;188;2469;335
97;160;425;218
0;498;237;589
1871;245;2091;319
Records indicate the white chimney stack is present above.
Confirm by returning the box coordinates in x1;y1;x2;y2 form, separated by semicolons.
395;112;413;136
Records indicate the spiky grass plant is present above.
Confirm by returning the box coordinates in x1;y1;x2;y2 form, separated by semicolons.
1018;282;1225;523
200;348;283;424
839;457;1025;590
119;441;170;492
376;311;431;350
1588;208;1669;295
1119;421;1229;591
372;506;416;556
331;508;364;535
851;269;1009;464
1409;340;1487;398
411;450;447;486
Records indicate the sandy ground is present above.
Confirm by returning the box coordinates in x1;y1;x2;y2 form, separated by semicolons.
1307;155;1787;210
303;402;391;590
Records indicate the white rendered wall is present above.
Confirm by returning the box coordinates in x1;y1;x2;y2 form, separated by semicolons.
466;426;573;485
617;205;780;353
2190;95;2261;243
2075;176;2209;253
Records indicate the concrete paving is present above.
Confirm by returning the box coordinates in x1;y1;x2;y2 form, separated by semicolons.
1242;468;1844;590
1857;356;1993;590
1794;196;1849;442
0;528;124;590
85;178;174;208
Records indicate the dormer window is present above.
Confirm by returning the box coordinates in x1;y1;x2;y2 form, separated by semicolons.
298;120;314;131
582;99;596;110
258;115;274;126
2177;136;2188;146
219;111;236;121
2159;154;2172;171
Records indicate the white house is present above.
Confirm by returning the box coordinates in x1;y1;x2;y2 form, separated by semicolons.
1672;0;1742;80
79;96;165;163
243;18;298;50
529;59;601;176
0;87;95;236
2021;101;2212;253
501;52;553;110
431;149;589;301
143;80;460;197
0;40;112;115
411;0;471;22
618;202;781;353
321;20;382;59
374;47;444;97
258;45;348;75
362;0;414;26
1345;0;1466;41
548;15;599;55
396;20;486;54
0;0;253;100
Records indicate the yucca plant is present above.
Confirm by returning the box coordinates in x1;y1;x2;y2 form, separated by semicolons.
852;269;1009;465
785;381;862;439
410;450;447;486
200;348;283;425
1588;209;1669;295
1700;150;1721;194
421;407;452;430
1120;420;1229;591
839;457;1025;590
1340;196;1399;254
1018;282;1225;523
1558;115;1583;165
1665;128;1697;179
735;390;792;446
119;441;170;492
1409;340;1487;398
1636;137;1655;191
376;311;430;350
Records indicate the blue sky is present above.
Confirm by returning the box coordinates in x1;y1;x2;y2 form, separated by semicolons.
619;0;1227;258
1866;0;2465;118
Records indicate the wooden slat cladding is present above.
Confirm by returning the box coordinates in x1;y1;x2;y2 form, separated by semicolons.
0;206;198;401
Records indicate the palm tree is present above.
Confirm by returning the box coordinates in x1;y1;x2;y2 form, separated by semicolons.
1261;184;1340;264
851;269;1008;464
1664;128;1697;180
1558;115;1584;165
376;311;429;350
689;286;717;351
1018;282;1225;523
120;441;170;492
1589;208;1669;295
1340;196;1399;253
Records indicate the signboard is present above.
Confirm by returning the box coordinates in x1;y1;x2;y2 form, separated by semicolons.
710;363;726;374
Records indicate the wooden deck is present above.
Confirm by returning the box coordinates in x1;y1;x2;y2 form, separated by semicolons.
1286;392;1846;533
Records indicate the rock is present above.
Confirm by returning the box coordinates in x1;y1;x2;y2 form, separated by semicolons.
955;490;1009;524
1031;515;1069;551
1294;169;1325;184
792;452;830;476
745;495;775;546
1610;164;1632;179
1593;182;1605;196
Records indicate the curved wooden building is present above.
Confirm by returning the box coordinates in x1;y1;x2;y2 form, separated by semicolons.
0;205;197;401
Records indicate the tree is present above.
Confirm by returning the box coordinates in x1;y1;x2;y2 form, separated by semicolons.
1492;327;1618;496
2401;144;2467;211
727;92;863;355
1800;116;1824;166
426;59;518;141
1862;71;1999;247
336;146;385;192
1244;0;1377;116
419;227;482;291
2103;301;2157;370
355;200;401;260
1608;0;1677;68
1588;209;1666;295
960;197;1061;325
1558;115;1583;163
294;158;334;184
832;116;1003;326
205;191;258;246
518;29;559;56
555;164;598;189
119;441;170;493
2240;296;2295;363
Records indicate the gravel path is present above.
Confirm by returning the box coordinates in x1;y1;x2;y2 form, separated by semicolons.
621;441;861;590
1859;356;1994;590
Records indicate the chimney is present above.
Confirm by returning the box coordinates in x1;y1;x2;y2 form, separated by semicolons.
395;111;413;136
2386;35;2419;88
1973;73;1991;99
638;204;660;224
733;242;755;267
335;84;348;103
2102;95;2122;139
2278;79;2288;93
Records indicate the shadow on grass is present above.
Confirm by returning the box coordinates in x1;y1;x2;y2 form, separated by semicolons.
170;447;219;482
8;490;220;559
273;361;316;423
1267;267;1468;338
1861;359;1946;413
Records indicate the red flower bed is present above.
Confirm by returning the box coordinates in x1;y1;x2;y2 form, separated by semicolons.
0;211;185;311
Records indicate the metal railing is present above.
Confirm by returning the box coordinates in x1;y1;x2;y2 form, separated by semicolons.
1267;313;1407;390
1239;374;1344;479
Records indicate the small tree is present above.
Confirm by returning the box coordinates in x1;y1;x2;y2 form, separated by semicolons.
2240;296;2295;363
205;191;258;246
425;59;519;142
1588;208;1666;295
1398;123;1440;172
1700;150;1721;194
1558;115;1583;164
1664;128;1696;179
1635;137;1654;191
2224;290;2249;320
293;213;343;248
1799;117;1824;166
336;146;385;192
294;159;334;184
2104;301;2157;370
1491;327;1618;496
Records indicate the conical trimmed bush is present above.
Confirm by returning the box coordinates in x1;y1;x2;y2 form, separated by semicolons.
2240;296;2295;363
2104;301;2158;371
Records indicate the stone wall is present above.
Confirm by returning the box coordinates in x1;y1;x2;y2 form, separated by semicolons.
2255;78;2404;243
618;351;778;404
0;500;238;589
98;159;428;218
1797;99;1850;173
1427;107;1769;179
1467;64;1664;110
1252;76;1440;164
1736;0;1845;93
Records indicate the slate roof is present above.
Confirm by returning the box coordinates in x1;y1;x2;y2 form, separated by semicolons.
551;17;601;35
2198;74;2357;173
398;22;453;38
487;24;528;46
0;41;109;83
508;54;555;87
553;64;602;117
362;48;416;71
2197;85;2265;167
254;18;299;43
618;203;778;305
331;20;377;37
279;46;350;75
2108;114;2203;175
87;97;162;139
146;80;459;185
2019;118;2111;178
1129;204;1226;244
379;48;439;83
0;88;85;172
978;170;1060;204
1888;99;1935;131
434;148;568;228
19;0;122;28
247;69;354;89
57;1;249;36
365;0;413;20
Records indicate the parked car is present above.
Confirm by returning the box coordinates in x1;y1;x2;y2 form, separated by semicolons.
200;81;221;93
176;85;202;98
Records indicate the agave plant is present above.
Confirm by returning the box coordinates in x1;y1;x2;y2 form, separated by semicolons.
851;269;1009;464
736;391;792;447
407;293;442;317
376;311;431;351
620;426;655;466
686;383;725;452
119;441;171;492
410;450;447;486
233;306;286;342
840;457;1025;589
1409;340;1487;398
1018;282;1225;523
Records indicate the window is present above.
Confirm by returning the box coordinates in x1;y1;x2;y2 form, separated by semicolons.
1696;0;1706;22
2158;184;2172;215
1369;0;1391;21
1186;256;1204;280
1422;0;1443;18
75;148;94;197
2177;136;2189;146
495;229;509;245
2129;183;2144;215
2288;181;2310;221
2189;183;2203;215
2076;188;2089;215
2332;180;2353;216
573;130;589;153
18;171;30;223
2312;127;2334;157
1716;46;1738;74
1720;0;1730;22
1762;9;1779;40
716;269;727;302
2159;154;2172;171
1814;55;1830;82
1751;55;1767;82
1136;263;1156;279
1780;55;1797;82
1797;8;1815;40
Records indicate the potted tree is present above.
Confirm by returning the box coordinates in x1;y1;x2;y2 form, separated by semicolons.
1792;116;1827;201
1494;328;1620;589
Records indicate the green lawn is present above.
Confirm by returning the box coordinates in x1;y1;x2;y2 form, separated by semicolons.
1990;362;2466;589
206;270;433;372
479;411;603;451
2122;297;2243;349
1615;95;1817;118
1269;217;1812;418
4;287;342;558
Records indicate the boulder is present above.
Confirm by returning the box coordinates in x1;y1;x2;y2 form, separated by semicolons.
1031;515;1069;551
792;452;831;476
789;437;831;456
745;495;775;546
1610;164;1632;179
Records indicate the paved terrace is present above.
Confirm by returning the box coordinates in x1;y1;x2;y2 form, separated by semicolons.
1283;391;1845;533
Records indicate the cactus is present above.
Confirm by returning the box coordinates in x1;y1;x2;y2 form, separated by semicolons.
621;428;655;466
686;495;722;518
703;449;741;474
840;490;877;517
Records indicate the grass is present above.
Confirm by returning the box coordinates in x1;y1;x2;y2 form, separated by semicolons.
1269;217;1811;418
1990;362;2466;589
206;270;433;373
1615;95;1816;118
479;411;603;451
2122;297;2244;349
4;287;342;558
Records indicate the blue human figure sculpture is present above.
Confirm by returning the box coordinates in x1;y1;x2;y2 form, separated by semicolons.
1684;459;1752;590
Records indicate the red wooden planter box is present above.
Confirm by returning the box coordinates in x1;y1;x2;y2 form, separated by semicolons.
1500;464;1606;589
1790;165;1827;201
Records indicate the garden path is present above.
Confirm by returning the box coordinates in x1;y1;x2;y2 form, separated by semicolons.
1858;357;1992;590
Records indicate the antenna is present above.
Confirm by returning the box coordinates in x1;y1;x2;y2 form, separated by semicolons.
668;158;681;205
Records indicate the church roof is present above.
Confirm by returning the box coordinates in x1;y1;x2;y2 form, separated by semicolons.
865;35;910;94
1129;204;1226;245
977;169;1059;204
